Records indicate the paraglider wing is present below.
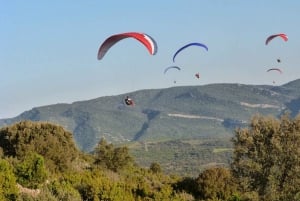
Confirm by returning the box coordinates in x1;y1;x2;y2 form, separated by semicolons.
266;68;283;73
265;33;288;45
97;32;158;60
172;42;208;62
163;66;181;74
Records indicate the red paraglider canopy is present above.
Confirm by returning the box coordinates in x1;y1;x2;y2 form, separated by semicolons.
265;33;288;45
97;32;158;60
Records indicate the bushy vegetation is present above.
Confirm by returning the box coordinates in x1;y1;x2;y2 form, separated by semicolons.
231;113;300;201
0;121;81;173
15;152;47;189
0;116;299;200
0;159;18;200
93;138;133;172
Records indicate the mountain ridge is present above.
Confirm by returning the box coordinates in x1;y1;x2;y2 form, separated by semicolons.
1;79;300;152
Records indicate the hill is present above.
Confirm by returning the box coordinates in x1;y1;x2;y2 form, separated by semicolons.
1;80;300;176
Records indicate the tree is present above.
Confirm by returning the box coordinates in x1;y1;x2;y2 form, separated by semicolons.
112;146;133;171
94;138;133;172
150;162;162;174
195;167;238;201
231;114;300;201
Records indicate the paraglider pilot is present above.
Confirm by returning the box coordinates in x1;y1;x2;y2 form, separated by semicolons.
125;96;134;106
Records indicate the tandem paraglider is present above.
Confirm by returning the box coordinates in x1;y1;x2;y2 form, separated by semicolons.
124;96;135;106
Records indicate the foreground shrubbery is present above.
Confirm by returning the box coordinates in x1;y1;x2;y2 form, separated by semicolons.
231;113;300;201
0;114;299;200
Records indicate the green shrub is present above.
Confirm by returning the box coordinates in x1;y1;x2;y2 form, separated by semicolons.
0;159;19;200
15;152;47;189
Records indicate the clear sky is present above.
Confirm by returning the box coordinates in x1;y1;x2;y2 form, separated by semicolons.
1;1;300;118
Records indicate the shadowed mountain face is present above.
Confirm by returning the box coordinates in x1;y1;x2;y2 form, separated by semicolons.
1;79;300;152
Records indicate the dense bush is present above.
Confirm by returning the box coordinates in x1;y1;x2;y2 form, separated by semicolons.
0;159;19;200
232;113;300;201
0;121;81;173
93;138;133;172
15;152;48;189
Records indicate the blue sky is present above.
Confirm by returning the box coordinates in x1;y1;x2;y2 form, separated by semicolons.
1;1;300;118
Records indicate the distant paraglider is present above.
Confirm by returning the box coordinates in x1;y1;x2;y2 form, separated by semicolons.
172;42;208;62
195;73;200;79
265;33;288;45
267;68;282;84
97;32;158;60
164;66;181;84
163;66;181;74
267;68;282;74
265;33;288;64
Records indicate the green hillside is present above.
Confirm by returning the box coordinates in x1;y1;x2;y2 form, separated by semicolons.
1;80;300;176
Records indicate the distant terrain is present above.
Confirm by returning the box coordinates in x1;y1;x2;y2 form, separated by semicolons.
1;79;300;176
